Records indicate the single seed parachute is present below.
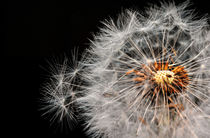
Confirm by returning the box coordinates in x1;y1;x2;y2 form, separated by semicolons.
41;1;210;138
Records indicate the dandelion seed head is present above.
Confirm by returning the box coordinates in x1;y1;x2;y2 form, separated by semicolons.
76;1;210;138
41;1;210;137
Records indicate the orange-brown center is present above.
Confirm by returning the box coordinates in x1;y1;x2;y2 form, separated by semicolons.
126;60;189;94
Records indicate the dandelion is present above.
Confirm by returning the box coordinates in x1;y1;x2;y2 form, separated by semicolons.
41;1;210;138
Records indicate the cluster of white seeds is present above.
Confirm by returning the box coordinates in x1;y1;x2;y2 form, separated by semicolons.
41;1;210;138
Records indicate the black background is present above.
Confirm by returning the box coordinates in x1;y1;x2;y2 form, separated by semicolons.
4;0;210;137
